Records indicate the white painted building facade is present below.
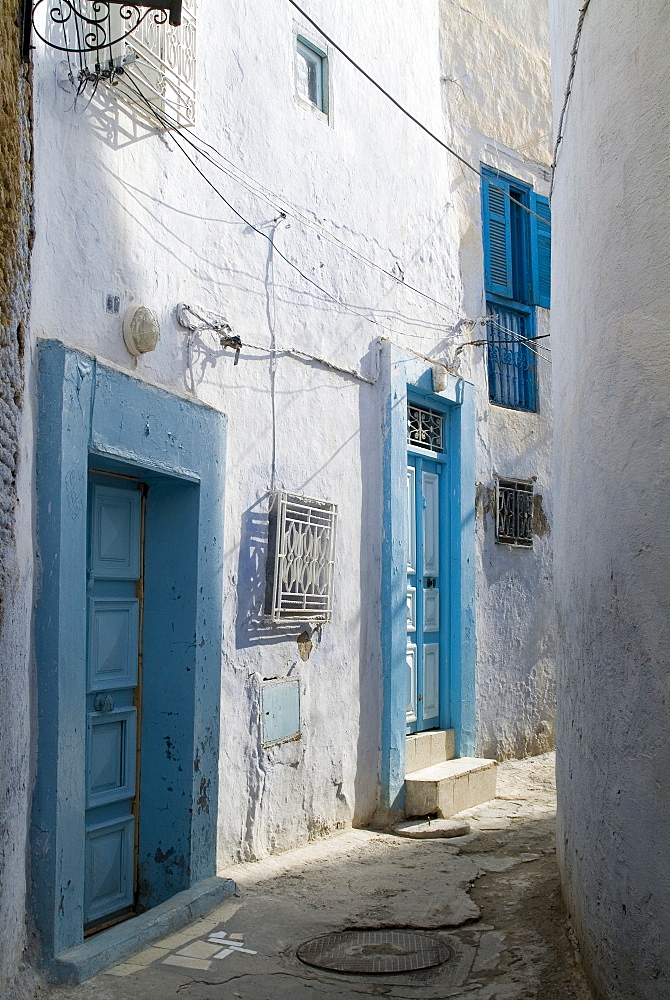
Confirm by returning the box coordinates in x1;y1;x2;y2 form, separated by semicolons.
549;1;670;997
3;0;554;988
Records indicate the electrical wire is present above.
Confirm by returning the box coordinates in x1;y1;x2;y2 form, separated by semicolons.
121;78;456;344
550;0;592;197
179;303;379;385
119;77;461;322
287;0;551;227
121;82;551;367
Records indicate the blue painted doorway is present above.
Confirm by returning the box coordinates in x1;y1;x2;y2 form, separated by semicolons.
85;474;144;931
406;399;450;734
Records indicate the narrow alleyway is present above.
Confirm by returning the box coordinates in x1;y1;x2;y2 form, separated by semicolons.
44;753;591;1000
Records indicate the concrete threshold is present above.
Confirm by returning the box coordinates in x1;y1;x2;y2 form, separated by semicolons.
52;875;238;984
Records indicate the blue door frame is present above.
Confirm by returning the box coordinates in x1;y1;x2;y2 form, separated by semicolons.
380;342;476;815
32;341;227;968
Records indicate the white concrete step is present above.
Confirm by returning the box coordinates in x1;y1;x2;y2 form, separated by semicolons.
405;729;456;774
404;757;497;819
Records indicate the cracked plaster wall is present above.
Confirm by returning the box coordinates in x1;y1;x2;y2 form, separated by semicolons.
0;2;35;998
440;0;556;760
549;1;670;997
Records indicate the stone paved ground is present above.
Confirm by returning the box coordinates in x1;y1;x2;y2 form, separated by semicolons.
44;752;593;1000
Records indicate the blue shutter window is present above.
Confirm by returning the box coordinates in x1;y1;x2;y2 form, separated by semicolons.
530;192;551;308
482;171;513;299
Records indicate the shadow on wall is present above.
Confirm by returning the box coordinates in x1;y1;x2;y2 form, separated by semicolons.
235;494;304;649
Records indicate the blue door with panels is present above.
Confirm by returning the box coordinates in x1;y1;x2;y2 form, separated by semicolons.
406;401;449;734
85;475;143;931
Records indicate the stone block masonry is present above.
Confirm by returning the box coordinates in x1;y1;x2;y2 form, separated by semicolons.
0;2;34;997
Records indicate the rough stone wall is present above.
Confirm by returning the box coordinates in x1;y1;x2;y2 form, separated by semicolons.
440;0;556;759
549;1;670;997
0;1;34;998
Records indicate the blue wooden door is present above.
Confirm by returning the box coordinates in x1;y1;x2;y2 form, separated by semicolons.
85;477;142;930
407;453;446;733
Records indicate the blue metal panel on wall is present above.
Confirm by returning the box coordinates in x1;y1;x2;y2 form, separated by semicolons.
32;341;226;967
379;342;476;814
261;679;301;746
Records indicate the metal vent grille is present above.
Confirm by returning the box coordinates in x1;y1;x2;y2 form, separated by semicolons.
407;403;443;452
496;478;533;546
265;492;337;622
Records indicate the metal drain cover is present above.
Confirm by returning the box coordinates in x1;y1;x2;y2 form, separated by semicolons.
297;929;451;974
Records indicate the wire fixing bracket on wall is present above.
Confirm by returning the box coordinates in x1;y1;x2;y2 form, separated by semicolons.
176;303;242;364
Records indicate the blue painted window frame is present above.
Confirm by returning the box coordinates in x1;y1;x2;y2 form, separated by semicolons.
481;166;551;412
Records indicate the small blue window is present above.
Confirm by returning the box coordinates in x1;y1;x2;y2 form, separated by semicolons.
481;167;550;412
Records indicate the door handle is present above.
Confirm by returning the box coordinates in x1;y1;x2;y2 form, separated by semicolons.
94;694;115;713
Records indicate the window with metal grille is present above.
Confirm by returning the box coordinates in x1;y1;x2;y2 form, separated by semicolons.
495;478;534;546
407;403;444;452
265;492;337;622
487;304;538;412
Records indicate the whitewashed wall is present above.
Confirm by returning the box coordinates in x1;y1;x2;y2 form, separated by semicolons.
440;0;555;759
29;0;554;872
549;1;670;997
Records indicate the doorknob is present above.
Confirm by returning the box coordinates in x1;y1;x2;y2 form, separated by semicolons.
94;694;115;713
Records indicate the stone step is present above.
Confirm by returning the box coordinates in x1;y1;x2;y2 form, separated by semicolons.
404;757;497;819
405;729;456;774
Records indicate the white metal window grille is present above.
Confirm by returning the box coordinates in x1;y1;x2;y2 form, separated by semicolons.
495;478;534;546
407;403;443;452
265;492;337;622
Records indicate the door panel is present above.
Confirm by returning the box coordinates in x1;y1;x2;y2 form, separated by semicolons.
85;817;135;925
90;487;141;579
87;599;139;692
87;709;137;808
406;446;448;734
422;643;440;721
406;467;416;573
422;471;440;576
85;479;142;931
406;643;417;724
423;589;439;632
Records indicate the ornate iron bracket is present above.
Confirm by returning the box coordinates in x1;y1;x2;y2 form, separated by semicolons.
29;1;183;59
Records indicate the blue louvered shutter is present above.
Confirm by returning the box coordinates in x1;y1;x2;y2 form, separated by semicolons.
482;171;513;298
530;192;551;308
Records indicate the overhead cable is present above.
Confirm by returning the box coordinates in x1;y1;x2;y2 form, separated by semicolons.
122;80;468;344
287;0;551;226
550;0;593;196
123;83;550;366
123;80;460;320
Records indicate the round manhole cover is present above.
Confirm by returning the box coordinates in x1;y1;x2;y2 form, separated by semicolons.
297;929;452;974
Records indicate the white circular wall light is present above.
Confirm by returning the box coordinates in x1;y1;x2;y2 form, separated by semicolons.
123;305;161;356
